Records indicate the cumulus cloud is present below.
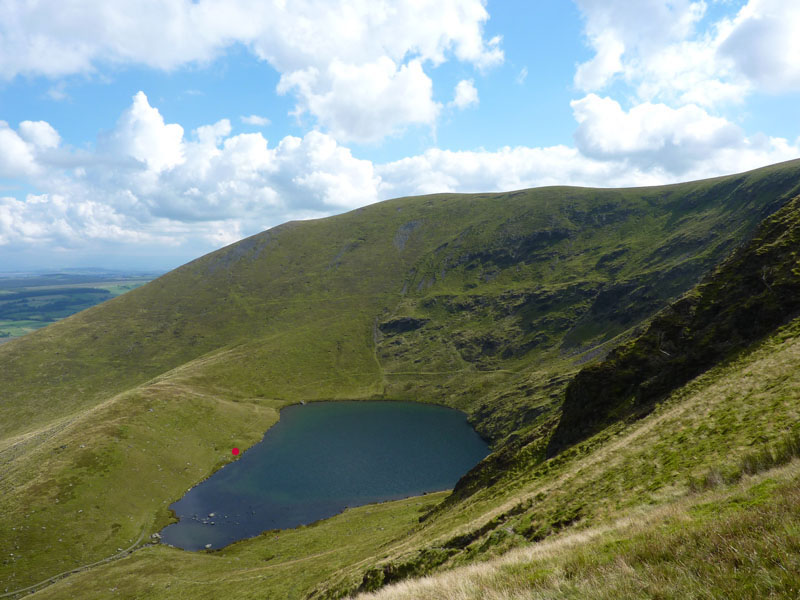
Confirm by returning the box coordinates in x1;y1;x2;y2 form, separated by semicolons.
718;0;800;92
0;0;503;143
450;79;479;109
574;30;625;92
573;0;752;107
0;120;60;177
0;92;383;252
575;0;800;108
567;0;800;188
273;131;380;210
571;94;746;173
3;90;798;264
376;133;800;200
101;91;185;173
18;121;61;149
278;57;441;143
574;0;706;89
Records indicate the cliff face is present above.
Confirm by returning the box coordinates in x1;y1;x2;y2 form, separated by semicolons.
549;194;800;456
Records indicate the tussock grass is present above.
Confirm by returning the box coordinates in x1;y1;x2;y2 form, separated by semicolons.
690;429;800;492
319;316;800;598
354;462;800;600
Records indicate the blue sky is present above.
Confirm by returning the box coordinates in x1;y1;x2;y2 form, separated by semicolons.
1;0;799;271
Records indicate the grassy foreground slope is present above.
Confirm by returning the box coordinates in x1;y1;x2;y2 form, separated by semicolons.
351;324;800;600
315;313;800;597
355;463;800;600
314;180;800;597
2;160;800;595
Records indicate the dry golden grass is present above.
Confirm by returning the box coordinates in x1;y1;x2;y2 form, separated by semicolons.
338;320;800;599
355;462;800;600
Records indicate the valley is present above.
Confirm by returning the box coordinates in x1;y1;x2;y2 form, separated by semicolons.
2;159;800;598
0;271;157;345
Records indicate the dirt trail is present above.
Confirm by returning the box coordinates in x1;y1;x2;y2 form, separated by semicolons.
1;530;148;599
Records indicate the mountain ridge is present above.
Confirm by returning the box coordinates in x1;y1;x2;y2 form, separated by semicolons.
2;159;800;597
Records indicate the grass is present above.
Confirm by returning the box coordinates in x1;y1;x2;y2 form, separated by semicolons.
2;160;800;597
550;192;800;453
12;492;450;600
313;314;800;597
353;462;800;600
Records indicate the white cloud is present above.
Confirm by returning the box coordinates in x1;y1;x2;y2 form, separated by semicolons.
194;119;232;147
515;66;528;85
571;94;744;173
0;120;62;178
244;1;503;72
19;121;61;149
718;0;800;92
377;132;800;200
573;0;751;107
574;0;800;108
101;91;185;173
451;79;479;109
377;145;612;196
0;122;39;177
241;115;271;126
574;30;625;91
0;92;383;251
574;0;707;89
3;90;798;264
273;131;380;210
278;57;441;143
0;0;503;144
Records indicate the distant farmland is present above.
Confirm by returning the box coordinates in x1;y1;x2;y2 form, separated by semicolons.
0;271;159;342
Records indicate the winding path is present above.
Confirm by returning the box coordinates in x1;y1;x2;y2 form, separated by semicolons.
0;530;148;599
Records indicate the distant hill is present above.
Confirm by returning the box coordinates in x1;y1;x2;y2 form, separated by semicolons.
2;159;800;598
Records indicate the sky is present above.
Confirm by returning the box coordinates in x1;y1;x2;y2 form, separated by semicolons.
1;0;799;271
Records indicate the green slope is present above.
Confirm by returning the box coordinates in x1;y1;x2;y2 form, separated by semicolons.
14;223;800;600
2;159;800;597
550;191;800;454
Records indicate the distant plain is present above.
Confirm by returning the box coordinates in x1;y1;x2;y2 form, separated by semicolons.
0;271;158;343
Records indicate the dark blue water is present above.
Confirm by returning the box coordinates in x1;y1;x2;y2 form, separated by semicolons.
160;401;489;550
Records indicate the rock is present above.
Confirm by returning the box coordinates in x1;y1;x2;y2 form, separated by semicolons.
378;316;429;334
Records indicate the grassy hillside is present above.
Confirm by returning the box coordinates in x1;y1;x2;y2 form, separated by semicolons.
350;320;800;600
550;191;800;454
353;462;800;600
2;159;800;597
314;313;800;597
12;264;800;600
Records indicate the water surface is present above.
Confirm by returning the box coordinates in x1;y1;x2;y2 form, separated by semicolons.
160;401;489;550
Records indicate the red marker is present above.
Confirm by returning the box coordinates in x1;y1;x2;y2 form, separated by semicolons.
232;447;240;456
